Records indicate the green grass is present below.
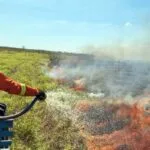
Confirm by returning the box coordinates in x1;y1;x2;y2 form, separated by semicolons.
0;49;86;150
0;50;55;150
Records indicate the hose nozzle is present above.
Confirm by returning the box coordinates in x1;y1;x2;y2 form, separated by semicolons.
36;91;47;101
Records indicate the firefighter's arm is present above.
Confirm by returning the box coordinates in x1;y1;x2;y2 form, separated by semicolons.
0;72;39;96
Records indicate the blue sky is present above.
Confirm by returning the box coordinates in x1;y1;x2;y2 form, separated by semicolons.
0;0;150;52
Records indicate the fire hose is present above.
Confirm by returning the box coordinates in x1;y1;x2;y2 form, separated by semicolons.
0;96;44;120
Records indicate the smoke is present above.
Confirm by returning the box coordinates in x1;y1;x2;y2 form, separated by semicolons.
81;18;150;61
49;55;150;99
47;51;150;150
49;22;150;98
81;41;150;61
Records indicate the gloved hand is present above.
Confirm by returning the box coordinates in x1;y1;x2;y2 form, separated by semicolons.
36;90;47;101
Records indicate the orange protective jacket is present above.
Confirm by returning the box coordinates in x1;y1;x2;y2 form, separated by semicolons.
0;72;39;96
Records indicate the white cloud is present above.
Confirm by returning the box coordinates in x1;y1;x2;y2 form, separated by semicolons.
124;22;132;27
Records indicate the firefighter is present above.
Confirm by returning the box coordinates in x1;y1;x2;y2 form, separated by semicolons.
0;72;46;100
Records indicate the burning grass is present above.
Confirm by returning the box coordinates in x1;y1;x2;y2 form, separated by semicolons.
75;98;150;150
48;57;150;149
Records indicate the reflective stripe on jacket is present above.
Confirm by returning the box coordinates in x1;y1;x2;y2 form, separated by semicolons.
0;72;39;96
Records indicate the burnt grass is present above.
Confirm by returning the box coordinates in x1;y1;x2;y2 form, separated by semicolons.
78;104;131;135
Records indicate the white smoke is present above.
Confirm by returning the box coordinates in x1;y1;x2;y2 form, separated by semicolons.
49;55;150;99
81;42;150;61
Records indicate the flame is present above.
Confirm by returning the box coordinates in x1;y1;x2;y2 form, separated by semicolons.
76;99;150;150
71;78;86;91
52;66;86;91
75;101;91;112
49;65;150;149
